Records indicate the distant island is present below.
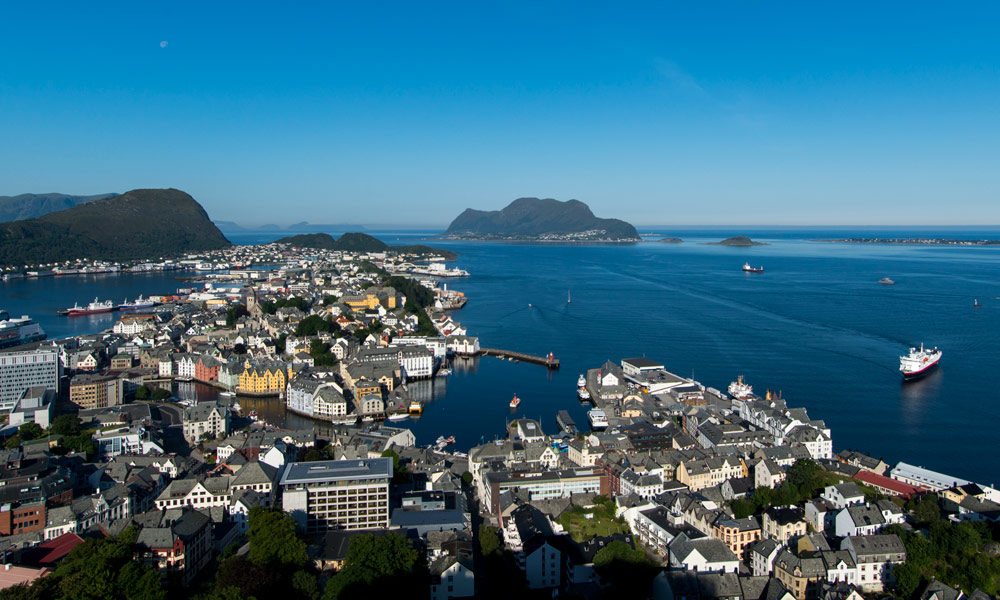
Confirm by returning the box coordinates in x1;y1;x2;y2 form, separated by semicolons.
442;197;640;242
0;192;118;223
816;237;1000;246
0;188;230;267
215;220;367;233
658;237;683;243
276;232;458;259
708;235;768;247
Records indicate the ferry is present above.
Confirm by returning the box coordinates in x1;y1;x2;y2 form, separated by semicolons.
576;373;590;400
118;295;156;311
727;375;753;400
66;298;114;316
587;408;609;430
0;311;47;349
899;343;942;380
577;374;586;388
509;394;521;409
408;401;423;415
742;262;764;274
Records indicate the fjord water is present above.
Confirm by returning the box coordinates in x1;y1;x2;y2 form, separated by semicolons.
3;228;999;484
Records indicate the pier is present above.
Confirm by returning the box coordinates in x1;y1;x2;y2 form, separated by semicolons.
479;348;560;369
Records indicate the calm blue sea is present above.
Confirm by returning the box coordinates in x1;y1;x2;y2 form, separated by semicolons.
3;227;999;485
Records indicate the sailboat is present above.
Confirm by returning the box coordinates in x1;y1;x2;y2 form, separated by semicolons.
974;298;982;308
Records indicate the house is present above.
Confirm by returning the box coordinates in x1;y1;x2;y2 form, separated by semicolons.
712;516;761;560
762;507;807;542
841;534;906;592
429;553;475;600
677;455;746;491
749;538;784;577
821;483;866;509
182;401;230;443
773;548;827;600
135;507;213;584
755;459;787;489
668;533;740;574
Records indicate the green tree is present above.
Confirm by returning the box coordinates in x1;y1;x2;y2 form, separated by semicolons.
247;507;308;567
323;532;423;600
18;422;44;441
297;314;333;337
479;524;501;557
593;539;658;598
152;387;172;401
226;303;249;327
291;570;320;600
134;385;150;400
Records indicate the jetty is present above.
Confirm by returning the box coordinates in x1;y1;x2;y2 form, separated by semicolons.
479;348;560;369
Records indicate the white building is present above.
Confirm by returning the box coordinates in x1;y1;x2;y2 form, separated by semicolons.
8;386;54;429
280;459;391;534
0;345;61;411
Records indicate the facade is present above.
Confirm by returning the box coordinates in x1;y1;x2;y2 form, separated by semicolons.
69;373;124;409
280;459;392;534
763;507;808;542
135;508;213;584
238;360;291;394
841;534;906;592
182;402;230;443
713;516;762;560
0;345;61;411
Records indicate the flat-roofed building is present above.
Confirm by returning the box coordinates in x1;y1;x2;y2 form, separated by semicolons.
0;345;61;412
69;373;123;409
280;458;391;534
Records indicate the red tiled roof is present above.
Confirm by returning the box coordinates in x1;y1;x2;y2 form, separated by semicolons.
854;470;926;497
20;533;85;567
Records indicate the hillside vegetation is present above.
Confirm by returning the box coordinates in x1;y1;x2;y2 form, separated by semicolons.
0;188;230;266
0;192;117;223
444;197;639;241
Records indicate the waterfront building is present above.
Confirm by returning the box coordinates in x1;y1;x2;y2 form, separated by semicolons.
890;462;970;492
280;459;392;534
238;359;291;395
69;373;124;409
182;401;230;443
0;345;61;412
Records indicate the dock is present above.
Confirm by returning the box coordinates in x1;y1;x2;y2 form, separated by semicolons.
479;348;560;369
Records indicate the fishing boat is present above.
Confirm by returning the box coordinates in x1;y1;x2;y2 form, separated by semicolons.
118;295;156;311
509;394;521;409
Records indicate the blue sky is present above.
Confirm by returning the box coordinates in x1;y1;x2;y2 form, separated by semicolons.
1;2;997;226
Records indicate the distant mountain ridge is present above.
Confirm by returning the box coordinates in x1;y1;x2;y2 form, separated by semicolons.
215;220;366;233
0;188;230;267
444;198;639;241
276;232;457;259
0;192;118;223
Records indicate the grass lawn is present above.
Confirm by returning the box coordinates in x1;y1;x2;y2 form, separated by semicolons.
559;511;629;542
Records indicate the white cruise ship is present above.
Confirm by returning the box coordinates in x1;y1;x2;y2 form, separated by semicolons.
0;311;47;349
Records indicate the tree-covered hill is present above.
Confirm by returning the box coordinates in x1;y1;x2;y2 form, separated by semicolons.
0;192;118;223
444;197;640;241
0;188;231;266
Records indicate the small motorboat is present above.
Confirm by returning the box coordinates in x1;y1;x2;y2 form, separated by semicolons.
509;394;521;409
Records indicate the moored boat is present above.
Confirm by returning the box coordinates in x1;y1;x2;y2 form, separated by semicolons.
66;298;114;316
0;311;47;348
119;295;156;311
587;408;609;430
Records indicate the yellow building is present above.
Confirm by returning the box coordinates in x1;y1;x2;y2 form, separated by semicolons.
342;286;399;311
676;456;746;491
238;361;292;395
